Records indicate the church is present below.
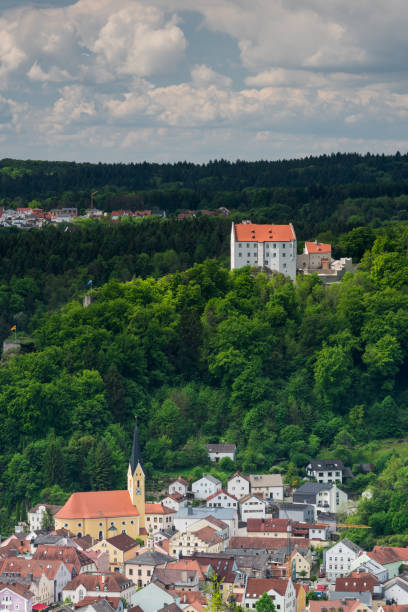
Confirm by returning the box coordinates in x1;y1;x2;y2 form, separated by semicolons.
54;420;147;541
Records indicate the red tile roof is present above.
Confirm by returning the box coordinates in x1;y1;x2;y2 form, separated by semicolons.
193;527;223;545
203;516;228;530
228;472;250;483
55;490;139;520
229;537;310;550
0;557;66;580
368;546;408;565
33;545;94;573
247;518;291;533
246;578;289;597
234;224;296;243
64;572;133;593
166;560;206;581
0;582;34;599
170;590;206;611
305;241;331;254
145;503;175;515
336;573;379;593
74;596;121;610
106;534;139;552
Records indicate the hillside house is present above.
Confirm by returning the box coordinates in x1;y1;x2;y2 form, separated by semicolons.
28;504;62;531
191;475;222;500
293;482;348;517
306;460;349;484
169;478;189;497
323;539;362;583
206;491;238;509
239;495;267;522
207;444;236;463
227;473;250;500
249;474;284;500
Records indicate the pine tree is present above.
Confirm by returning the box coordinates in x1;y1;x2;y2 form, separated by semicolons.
89;440;115;491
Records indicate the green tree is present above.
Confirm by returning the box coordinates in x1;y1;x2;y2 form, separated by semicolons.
255;593;276;612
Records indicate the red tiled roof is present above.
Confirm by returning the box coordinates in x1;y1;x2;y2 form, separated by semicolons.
55;490;139;520
170;590;206;611
33;545;94;573
192;527;223;545
336;573;379;593
247;518;291;533
246;578;289;597
166;560;206;581
64;572;133;593
0;582;33;599
234;224;296;243
206;490;238;502
229;537;310;550
203;516;228;530
310;600;365;612
368;546;408;565
228;472;250;484
0;557;65;580
305;241;331;254
145;503;175;515
74;596;121;609
380;606;408;612
171;477;189;487
106;534;139;552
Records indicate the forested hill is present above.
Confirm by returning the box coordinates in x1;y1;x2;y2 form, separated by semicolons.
2;153;408;237
1;223;408;539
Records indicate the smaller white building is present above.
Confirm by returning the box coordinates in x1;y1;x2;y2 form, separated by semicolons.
249;474;284;500
306;460;345;484
243;577;296;612
206;490;238;509
161;494;188;512
227;472;250;499
207;444;236;463
383;576;408;604
169;477;189;497
192;474;222;500
239;495;267;522
28;503;62;531
324;538;362;583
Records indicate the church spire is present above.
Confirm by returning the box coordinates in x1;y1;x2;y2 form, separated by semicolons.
129;416;143;475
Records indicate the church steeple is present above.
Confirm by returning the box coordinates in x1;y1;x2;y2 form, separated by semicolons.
129;416;143;475
127;417;145;530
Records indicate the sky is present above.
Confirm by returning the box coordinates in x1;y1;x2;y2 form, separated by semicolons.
0;0;408;163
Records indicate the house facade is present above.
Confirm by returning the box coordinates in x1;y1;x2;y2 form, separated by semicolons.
249;474;283;500
231;222;297;281
89;534;140;572
145;504;175;534
62;573;135;605
243;578;297;612
206;491;238;509
0;583;33;612
28;504;62;531
124;551;174;588
293;482;348;517
227;473;250;500
161;494;188;512
323;539;362;583
306;460;345;484
170;527;225;557
191;476;222;500
169;478;189;497
207;444;236;463
239;496;267;522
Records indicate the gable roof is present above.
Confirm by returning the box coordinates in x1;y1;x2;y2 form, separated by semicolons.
336;573;379;592
192;527;223;545
202;516;228;530
169;477;189;487
369;546;408;565
305;242;332;255
206;490;237;502
29;504;62;515
125;551;174;567
0;582;34;599
294;482;332;496
207;444;236;453
333;539;362;555
106;534;139;552
194;474;221;486
33;545;94;571
234;224;296;243
228;472;250;483
145;503;175;516
247;518;290;533
55;490;139;520
246;577;289;597
0;557;66;580
229;537;310;551
64;572;133;593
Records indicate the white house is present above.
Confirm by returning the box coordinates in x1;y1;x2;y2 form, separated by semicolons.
293;482;348;517
192;474;222;500
227;473;250;499
350;556;389;583
383;576;408;604
323;539;362;583
161;494;188;512
206;490;238;509
169;477;189;497
173;507;238;537
306;460;346;484
207;444;236;463
243;577;296;612
239;495;267;522
249;474;284;500
28;503;62;531
230;222;297;281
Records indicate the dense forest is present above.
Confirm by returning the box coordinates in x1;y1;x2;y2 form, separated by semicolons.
0;153;408;547
2;153;408;238
1;222;408;546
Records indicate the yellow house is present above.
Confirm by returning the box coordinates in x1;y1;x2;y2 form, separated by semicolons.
55;420;147;542
170;526;225;557
286;550;311;579
294;583;307;612
89;533;141;572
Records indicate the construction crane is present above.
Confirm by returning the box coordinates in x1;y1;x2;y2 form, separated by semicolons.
334;523;371;529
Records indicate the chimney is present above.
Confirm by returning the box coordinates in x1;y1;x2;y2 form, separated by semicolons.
102;575;105;584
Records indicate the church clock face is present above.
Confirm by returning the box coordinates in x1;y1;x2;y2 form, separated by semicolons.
135;488;141;495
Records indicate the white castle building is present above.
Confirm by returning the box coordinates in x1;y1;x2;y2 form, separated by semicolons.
230;222;297;281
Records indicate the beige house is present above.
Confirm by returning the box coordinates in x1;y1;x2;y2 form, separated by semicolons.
145;503;175;534
287;550;311;579
186;516;229;539
249;474;284;500
170;526;225;557
89;533;140;572
124;550;174;588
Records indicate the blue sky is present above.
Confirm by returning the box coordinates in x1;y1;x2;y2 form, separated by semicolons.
1;0;407;162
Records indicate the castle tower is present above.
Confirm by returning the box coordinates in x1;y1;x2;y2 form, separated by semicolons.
127;417;145;529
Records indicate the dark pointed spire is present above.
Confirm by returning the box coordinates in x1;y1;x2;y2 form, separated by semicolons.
129;416;143;474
